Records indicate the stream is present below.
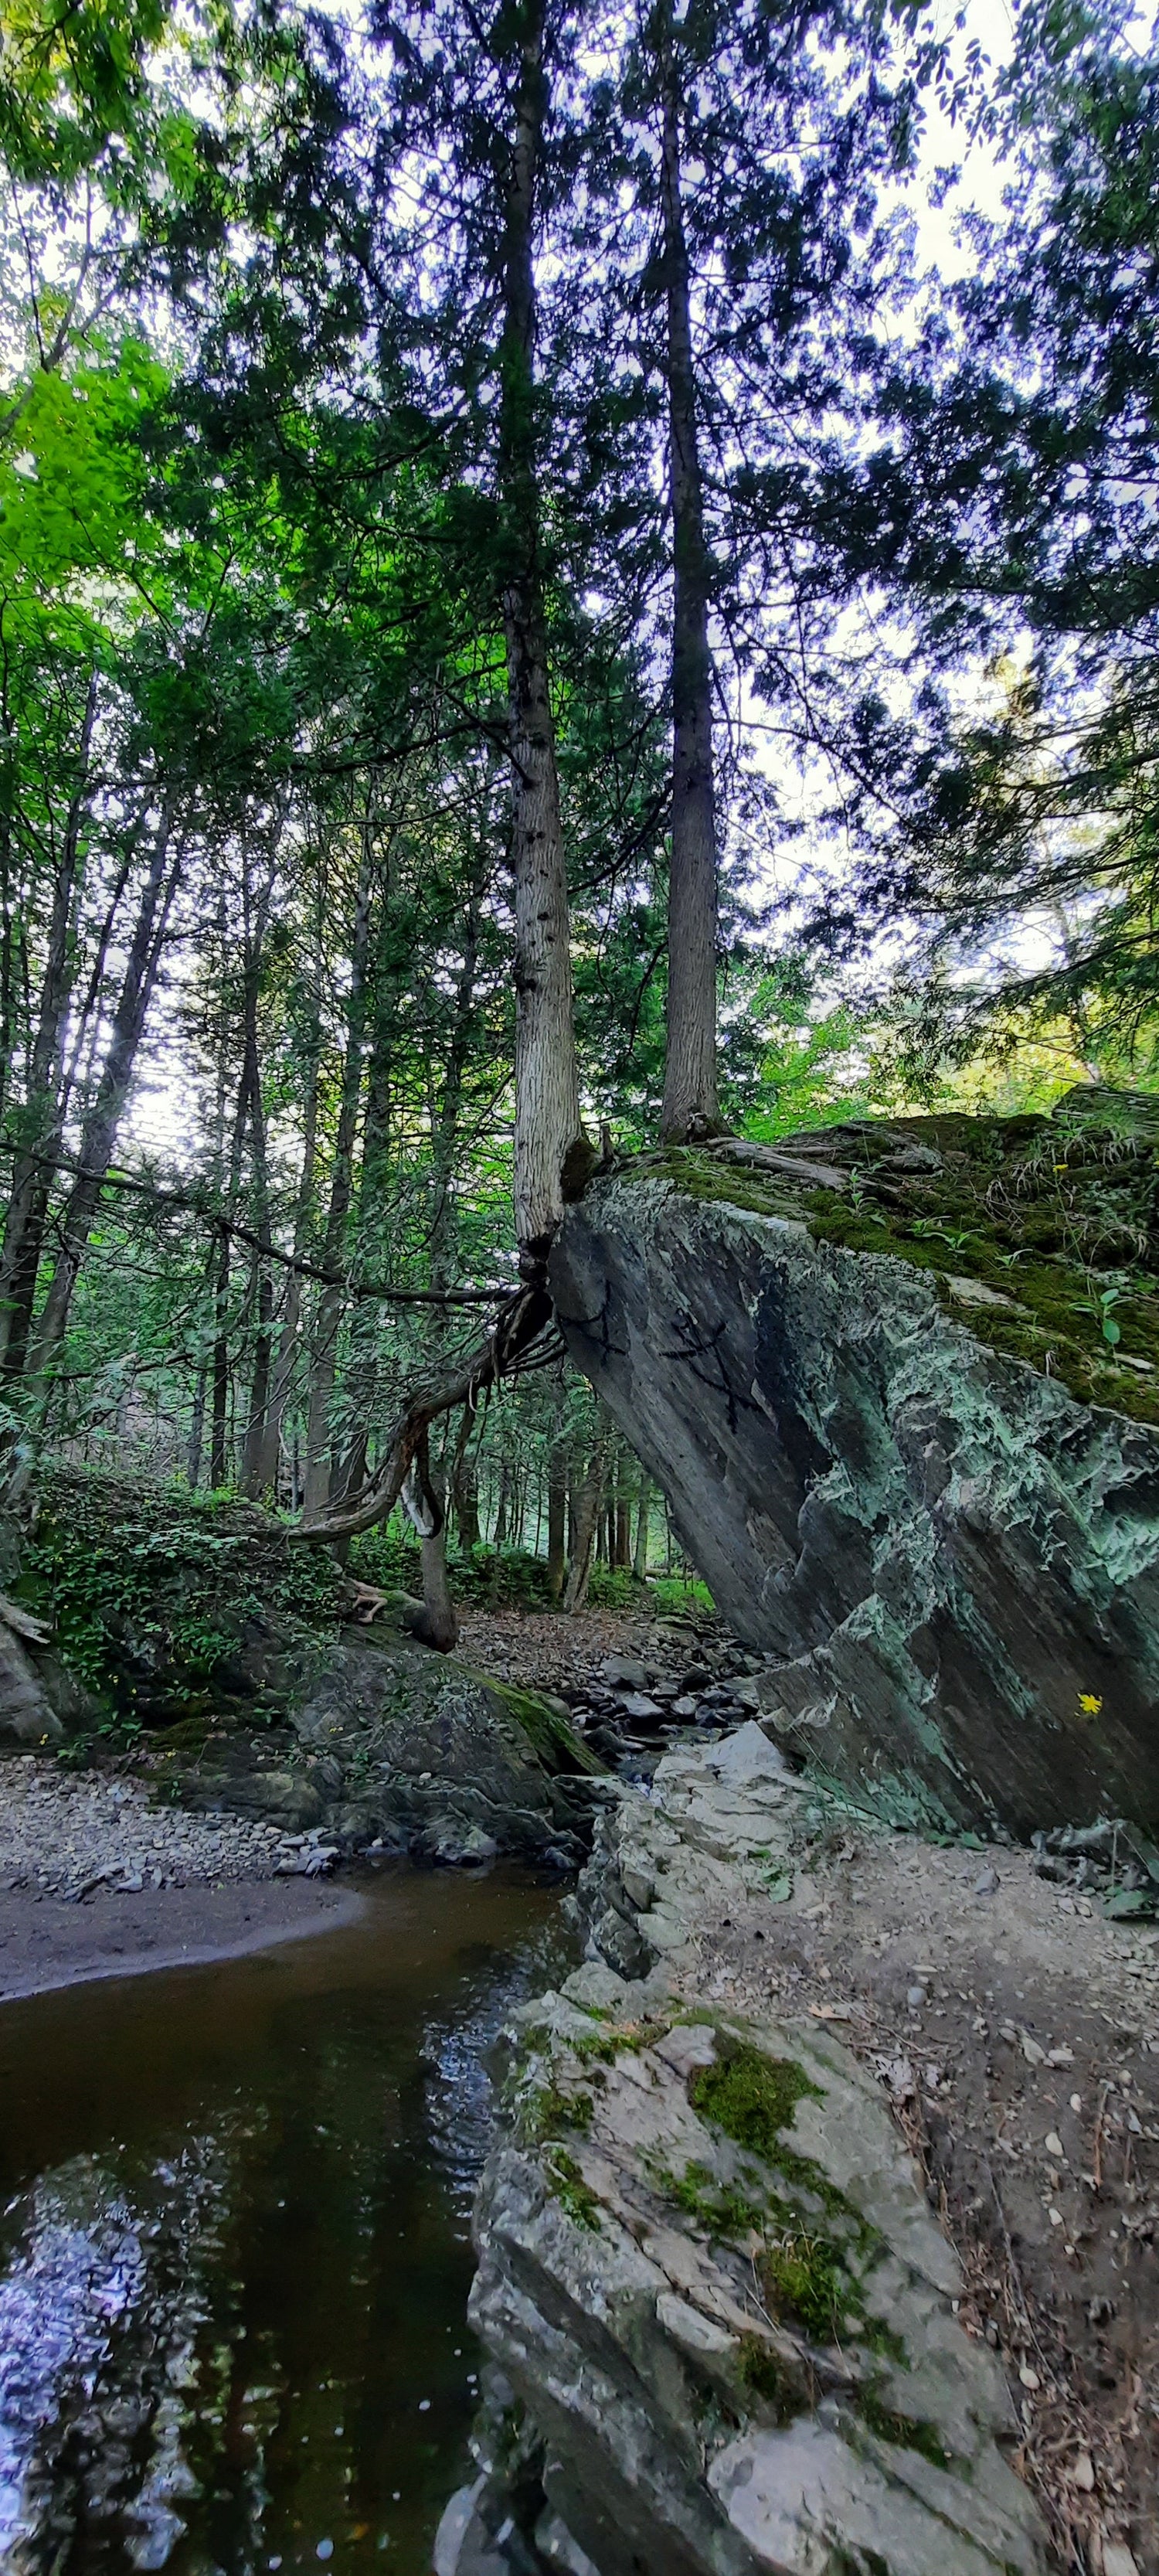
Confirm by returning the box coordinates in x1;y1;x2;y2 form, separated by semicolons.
0;1866;567;2576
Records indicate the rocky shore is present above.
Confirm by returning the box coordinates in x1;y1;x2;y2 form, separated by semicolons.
450;1727;1159;2576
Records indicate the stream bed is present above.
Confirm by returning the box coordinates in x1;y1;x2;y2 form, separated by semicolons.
0;1865;566;2576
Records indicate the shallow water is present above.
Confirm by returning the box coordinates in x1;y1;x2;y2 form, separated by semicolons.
0;1866;567;2576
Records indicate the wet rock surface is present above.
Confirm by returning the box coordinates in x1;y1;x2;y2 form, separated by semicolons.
551;1121;1159;1838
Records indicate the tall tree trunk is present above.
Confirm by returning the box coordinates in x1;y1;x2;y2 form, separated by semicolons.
210;1046;251;1492
24;808;180;1383
0;674;98;1377
265;948;324;1496
634;1474;651;1577
656;0;719;1145
500;0;583;1262
546;1417;568;1599
238;854;279;1499
302;826;375;1516
615;1476;632;1568
453;1448;481;1553
563;1431;609;1614
187;1363;207;1493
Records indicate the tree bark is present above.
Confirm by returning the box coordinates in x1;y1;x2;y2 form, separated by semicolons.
265;941;324;1499
546;1404;568;1598
25;807;180;1381
500;0;583;1261
302;824;375;1515
656;0;720;1145
634;1473;651;1577
563;1430;609;1613
453;1447;481;1553
0;674;98;1376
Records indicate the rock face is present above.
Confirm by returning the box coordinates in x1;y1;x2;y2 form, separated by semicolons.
551;1145;1159;1834
465;1962;1047;2576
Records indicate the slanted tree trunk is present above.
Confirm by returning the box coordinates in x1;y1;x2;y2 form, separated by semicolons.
500;0;584;1261
656;0;719;1145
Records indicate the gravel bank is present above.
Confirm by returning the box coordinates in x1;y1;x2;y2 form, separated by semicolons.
0;1752;365;2003
0;1754;335;1896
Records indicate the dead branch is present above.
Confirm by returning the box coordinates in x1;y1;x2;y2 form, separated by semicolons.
290;1281;553;1546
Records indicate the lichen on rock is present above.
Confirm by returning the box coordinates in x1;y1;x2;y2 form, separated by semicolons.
549;1090;1159;1836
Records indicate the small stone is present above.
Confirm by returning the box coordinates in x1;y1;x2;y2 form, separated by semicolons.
974;1865;999;1895
1045;2132;1065;2158
906;1984;927;2009
1070;2453;1096;2493
1020;2030;1046;2065
1018;2365;1040;2390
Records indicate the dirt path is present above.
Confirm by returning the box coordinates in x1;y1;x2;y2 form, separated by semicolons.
675;1826;1158;2574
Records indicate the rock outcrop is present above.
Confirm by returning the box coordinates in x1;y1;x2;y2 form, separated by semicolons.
550;1102;1159;1835
453;1726;1052;2576
175;1629;610;1866
461;1965;1046;2574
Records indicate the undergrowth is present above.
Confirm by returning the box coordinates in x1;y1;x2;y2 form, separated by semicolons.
22;1466;344;1713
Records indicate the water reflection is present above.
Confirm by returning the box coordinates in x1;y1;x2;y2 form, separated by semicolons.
0;1866;564;2576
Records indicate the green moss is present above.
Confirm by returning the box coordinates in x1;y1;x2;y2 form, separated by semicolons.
546;2148;601;2231
857;2315;908;2366
761;2231;855;2346
690;2045;821;2160
736;2334;802;2422
855;2388;951;2471
668;2159;770;2240
478;1678;606;1775
522;2081;593;2145
630;1104;1159;1427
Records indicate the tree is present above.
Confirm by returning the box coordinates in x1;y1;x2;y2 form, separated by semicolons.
811;0;1159;1077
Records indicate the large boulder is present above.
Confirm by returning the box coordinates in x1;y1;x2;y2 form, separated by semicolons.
550;1099;1159;1835
464;1969;1047;2576
177;1628;608;1867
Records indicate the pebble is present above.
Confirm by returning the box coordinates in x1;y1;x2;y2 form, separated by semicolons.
0;1758;295;1896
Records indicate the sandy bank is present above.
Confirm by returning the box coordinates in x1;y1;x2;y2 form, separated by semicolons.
0;1872;365;2004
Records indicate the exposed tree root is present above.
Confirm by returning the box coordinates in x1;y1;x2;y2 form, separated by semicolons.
289;1285;557;1601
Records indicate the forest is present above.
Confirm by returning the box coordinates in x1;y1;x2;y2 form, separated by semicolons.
0;0;1155;1600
